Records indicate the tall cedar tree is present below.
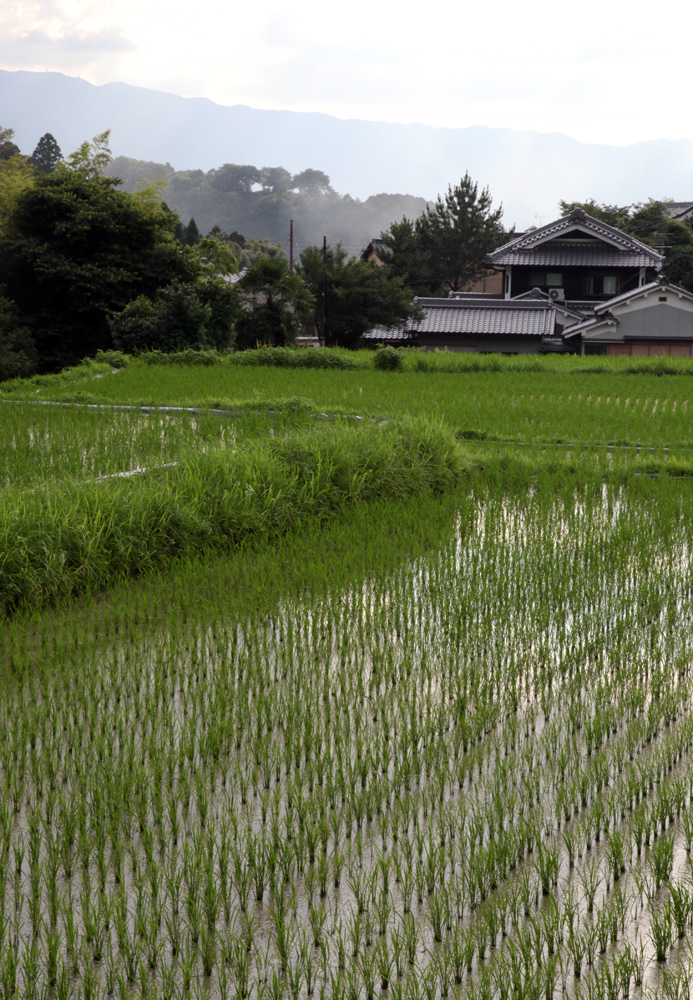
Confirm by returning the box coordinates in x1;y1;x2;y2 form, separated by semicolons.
30;133;63;174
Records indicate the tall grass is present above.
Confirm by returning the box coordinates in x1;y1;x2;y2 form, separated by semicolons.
0;416;463;614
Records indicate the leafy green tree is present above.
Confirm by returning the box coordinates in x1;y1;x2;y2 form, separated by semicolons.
0;163;198;370
0;127;20;161
0;296;36;380
210;164;261;193
0;150;35;236
235;258;313;349
260;167;293;194
110;277;240;353
558;198;693;290
293;169;332;194
195;237;239;276
30;133;63;174
628;202;693;290
558;199;632;230
298;243;419;348
417;173;505;293
64;130;112;179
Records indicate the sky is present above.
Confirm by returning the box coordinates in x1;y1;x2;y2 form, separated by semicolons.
1;0;691;148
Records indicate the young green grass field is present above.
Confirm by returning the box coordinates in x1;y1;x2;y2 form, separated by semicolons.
3;350;693;1000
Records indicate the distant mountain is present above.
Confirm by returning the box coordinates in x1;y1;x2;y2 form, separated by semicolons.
3;69;693;230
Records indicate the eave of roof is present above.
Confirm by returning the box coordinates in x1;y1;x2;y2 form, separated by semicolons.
491;247;657;268
486;208;663;268
593;278;693;314
563;313;619;339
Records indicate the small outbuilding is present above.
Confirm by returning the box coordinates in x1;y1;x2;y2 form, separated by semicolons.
563;277;693;357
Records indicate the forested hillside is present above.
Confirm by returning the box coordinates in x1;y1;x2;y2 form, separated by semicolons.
106;157;429;253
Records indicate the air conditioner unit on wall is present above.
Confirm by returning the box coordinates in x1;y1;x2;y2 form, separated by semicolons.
548;288;566;302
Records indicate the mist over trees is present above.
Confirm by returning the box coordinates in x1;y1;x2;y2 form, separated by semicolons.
106;157;430;254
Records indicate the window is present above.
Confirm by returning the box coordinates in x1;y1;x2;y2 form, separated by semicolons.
546;273;563;287
603;275;618;295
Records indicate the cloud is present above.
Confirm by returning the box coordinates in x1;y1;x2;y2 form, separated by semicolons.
9;26;135;55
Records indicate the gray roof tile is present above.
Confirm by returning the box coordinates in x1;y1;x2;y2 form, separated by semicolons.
486;209;663;268
409;298;555;337
491;246;656;268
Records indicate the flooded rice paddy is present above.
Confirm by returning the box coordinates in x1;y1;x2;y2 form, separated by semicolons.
3;485;693;999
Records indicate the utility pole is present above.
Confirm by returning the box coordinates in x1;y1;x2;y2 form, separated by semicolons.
322;236;327;346
289;220;294;272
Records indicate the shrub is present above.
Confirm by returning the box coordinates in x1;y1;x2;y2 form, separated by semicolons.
374;346;404;371
94;349;129;369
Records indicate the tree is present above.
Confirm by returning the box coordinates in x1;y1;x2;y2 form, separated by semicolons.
558;199;632;230
293;169;332;195
260;167;293;194
0;296;36;380
628;201;693;290
195;237;239;276
298;243;419;349
377;218;437;296
110;277;241;353
0;163;198;370
64;130;112;179
0;150;35;237
235;258;313;349
184;217;200;246
0;127;20;161
417;173;505;293
558;198;693;290
30;133;62;174
210;164;261;193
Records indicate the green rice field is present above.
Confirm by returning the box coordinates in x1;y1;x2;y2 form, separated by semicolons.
3;352;693;999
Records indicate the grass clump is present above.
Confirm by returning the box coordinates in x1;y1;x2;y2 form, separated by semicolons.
374;345;404;371
0;416;463;615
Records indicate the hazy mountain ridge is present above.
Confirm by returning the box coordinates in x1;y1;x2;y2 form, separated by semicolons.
3;69;693;229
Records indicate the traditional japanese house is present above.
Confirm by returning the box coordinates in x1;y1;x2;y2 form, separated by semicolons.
363;209;693;354
485;207;664;307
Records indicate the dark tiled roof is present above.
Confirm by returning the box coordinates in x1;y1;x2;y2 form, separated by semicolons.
362;327;414;342
491;246;657;268
486;208;663;268
408;298;556;337
665;202;693;220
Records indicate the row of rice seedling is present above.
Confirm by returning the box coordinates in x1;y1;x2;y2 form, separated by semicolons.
2;479;693;997
9;359;693;450
0;403;271;491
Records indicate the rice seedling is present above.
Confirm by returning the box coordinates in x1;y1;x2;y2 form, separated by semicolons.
6;363;693;999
